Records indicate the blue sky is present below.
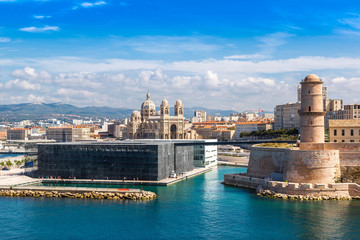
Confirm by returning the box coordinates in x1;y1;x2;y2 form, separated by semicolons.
0;0;360;111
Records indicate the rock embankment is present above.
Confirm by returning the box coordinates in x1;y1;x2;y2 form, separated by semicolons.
0;190;156;201
257;187;359;200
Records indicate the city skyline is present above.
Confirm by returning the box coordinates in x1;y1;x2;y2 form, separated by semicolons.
0;0;360;110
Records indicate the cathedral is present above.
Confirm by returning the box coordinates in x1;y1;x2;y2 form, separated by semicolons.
127;93;186;139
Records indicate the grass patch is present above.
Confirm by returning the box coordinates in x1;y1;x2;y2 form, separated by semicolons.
256;143;295;148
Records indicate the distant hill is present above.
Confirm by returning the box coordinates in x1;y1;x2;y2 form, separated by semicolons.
0;103;238;121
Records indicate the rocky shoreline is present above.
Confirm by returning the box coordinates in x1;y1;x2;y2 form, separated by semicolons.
257;187;359;201
0;189;157;200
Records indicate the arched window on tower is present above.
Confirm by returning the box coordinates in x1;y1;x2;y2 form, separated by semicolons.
309;106;311;112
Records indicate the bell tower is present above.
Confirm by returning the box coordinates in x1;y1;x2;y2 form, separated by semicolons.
299;74;326;144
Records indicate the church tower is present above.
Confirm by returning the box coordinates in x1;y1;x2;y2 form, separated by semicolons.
160;99;170;116
174;99;184;116
299;74;326;144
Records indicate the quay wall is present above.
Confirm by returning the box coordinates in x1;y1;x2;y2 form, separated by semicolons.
223;174;360;198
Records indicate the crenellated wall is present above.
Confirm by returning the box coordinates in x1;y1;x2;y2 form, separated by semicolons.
223;174;360;198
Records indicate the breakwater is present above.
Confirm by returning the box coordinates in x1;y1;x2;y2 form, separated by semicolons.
257;188;358;200
223;173;360;200
0;189;156;200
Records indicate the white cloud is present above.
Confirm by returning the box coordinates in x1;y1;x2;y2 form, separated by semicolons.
0;37;10;42
203;71;220;88
19;26;60;33
4;79;42;90
80;1;106;8
27;94;44;103
34;15;51;19
11;66;52;83
224;54;267;60
2;56;360;110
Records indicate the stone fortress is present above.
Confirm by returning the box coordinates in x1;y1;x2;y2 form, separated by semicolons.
224;74;360;198
127;92;186;139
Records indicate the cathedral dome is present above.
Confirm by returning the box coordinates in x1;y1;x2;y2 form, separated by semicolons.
131;110;141;118
304;74;320;82
141;92;156;111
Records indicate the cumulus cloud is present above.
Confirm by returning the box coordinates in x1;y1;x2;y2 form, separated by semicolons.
203;71;220;88
27;94;44;103
19;26;60;33
4;79;42;90
79;1;106;8
11;66;52;83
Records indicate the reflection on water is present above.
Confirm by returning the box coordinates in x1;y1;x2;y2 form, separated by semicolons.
0;166;359;240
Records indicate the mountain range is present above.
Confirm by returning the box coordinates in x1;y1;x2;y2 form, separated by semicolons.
0;102;238;121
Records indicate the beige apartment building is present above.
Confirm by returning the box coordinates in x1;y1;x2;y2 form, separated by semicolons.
329;119;360;143
274;102;301;130
46;127;91;142
7;128;29;140
344;104;360;119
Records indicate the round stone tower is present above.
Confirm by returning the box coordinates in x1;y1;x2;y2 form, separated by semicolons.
299;74;326;143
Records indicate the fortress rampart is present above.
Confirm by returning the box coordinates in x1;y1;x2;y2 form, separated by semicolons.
247;146;341;184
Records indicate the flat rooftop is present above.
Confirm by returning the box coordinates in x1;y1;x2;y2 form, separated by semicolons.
37;139;217;146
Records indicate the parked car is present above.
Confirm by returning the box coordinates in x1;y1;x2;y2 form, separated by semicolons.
2;167;10;171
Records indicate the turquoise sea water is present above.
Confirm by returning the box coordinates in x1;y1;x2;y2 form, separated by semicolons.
0;154;22;158
1;166;360;240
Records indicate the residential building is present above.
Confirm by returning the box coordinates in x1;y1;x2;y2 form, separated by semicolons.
344;104;360;119
7;128;29;140
329;119;360;143
234;121;274;140
0;128;7;140
46;127;91;142
192;110;207;123
274;102;301;130
192;121;235;139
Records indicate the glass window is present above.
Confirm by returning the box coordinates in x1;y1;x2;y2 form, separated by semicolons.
351;129;354;136
334;129;337;136
342;130;345;136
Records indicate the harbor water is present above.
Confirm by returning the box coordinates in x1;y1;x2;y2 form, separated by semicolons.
0;166;359;239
